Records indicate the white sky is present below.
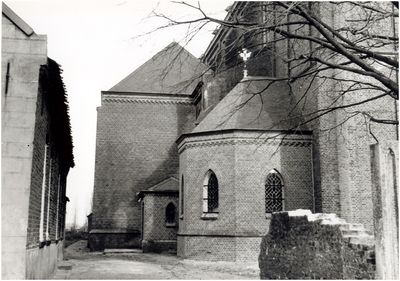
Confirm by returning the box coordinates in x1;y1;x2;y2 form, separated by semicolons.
4;0;231;227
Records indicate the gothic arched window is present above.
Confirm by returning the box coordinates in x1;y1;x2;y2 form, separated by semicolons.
265;169;284;213
203;170;219;213
180;175;184;218
165;202;176;224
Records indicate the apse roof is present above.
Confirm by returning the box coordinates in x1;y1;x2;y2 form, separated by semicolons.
192;78;309;133
109;42;209;95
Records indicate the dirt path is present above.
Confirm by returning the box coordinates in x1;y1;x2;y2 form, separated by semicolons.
60;240;260;279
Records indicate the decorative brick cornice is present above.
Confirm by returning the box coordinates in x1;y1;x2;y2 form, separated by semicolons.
178;137;312;152
103;98;193;105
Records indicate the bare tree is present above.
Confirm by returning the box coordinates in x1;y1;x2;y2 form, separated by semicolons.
146;1;398;132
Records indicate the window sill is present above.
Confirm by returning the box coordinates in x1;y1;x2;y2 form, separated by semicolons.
265;213;272;219
165;222;177;228
39;240;51;248
201;213;219;220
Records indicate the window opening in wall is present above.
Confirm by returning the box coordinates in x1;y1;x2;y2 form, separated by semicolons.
45;157;52;242
265;169;284;213
39;143;49;244
208;173;219;212
55;175;61;240
203;170;219;214
5;62;10;95
166;202;176;227
180;175;184;218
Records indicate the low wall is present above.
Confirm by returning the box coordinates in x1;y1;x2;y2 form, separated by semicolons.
89;229;140;251
259;210;375;279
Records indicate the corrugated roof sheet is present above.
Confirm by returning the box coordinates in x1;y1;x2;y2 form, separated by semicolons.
110;42;209;95
192;78;309;133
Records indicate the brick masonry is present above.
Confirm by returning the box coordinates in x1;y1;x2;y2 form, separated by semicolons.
89;2;397;262
91;93;195;249
177;131;314;261
141;193;179;253
259;210;376;279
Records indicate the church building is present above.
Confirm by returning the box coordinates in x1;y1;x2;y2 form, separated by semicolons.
90;1;397;262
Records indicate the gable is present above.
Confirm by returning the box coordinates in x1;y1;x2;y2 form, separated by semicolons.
110;42;209;96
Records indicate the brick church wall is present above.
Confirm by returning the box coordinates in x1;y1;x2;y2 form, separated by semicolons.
91;93;195;250
178;131;314;261
202;1;398;234
290;2;398;231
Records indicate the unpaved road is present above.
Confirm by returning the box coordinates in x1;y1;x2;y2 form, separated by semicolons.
61;240;260;279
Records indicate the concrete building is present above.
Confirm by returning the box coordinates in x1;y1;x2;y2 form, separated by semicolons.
1;3;74;279
91;1;397;262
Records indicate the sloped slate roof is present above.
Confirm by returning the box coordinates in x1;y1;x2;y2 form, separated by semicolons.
137;177;179;199
192;78;309;133
110;42;208;95
147;177;179;191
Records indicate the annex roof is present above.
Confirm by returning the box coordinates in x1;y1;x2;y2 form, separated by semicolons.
147;177;179;192
192;77;309;133
137;177;179;199
109;42;209;96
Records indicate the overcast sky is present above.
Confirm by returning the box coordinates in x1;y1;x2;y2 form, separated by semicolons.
5;0;231;227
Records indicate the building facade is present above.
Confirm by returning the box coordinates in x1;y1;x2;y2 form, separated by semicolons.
91;1;398;261
2;3;74;279
89;42;205;250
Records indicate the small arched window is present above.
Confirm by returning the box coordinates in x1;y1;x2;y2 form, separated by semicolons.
203;170;219;213
166;202;176;224
265;169;284;213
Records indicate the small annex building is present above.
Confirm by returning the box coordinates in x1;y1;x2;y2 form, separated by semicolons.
138;177;179;253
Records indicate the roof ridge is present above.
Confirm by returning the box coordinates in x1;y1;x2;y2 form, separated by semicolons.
108;41;208;95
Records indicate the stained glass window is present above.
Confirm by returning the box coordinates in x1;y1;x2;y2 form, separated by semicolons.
265;170;284;213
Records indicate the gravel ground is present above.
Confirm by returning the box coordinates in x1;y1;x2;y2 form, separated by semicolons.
58;240;260;279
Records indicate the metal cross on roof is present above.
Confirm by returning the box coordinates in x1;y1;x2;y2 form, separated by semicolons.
239;48;251;62
239;48;252;78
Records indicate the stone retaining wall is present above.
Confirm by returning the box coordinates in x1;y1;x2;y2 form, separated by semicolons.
259;210;375;279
